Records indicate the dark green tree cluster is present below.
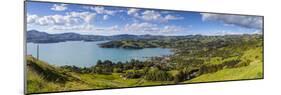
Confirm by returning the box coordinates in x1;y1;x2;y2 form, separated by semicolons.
92;60;115;74
122;70;144;79
199;59;241;74
145;68;173;81
60;65;91;74
90;59;153;75
174;67;200;83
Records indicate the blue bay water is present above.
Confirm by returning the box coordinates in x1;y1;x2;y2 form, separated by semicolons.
26;41;173;67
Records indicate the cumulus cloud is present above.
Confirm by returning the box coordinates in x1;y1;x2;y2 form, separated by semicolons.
51;4;68;11
84;6;118;16
27;12;96;26
140;10;183;22
95;25;120;32
123;22;185;33
213;30;245;36
27;12;97;32
49;24;120;32
49;24;95;31
127;9;183;23
27;14;39;24
201;13;263;29
124;22;158;32
82;6;126;21
140;10;162;21
164;14;184;20
160;25;185;33
127;8;140;16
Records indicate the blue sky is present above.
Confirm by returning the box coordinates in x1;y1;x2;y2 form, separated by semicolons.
26;2;263;36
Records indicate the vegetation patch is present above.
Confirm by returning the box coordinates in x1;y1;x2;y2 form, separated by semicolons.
27;34;263;94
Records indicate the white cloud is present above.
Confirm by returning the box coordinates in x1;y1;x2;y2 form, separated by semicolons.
128;10;183;23
49;24;121;33
68;12;96;24
253;30;263;34
161;25;184;33
95;25;120;32
27;14;39;24
164;14;184;20
89;6;117;15
123;22;185;34
206;29;263;36
27;12;96;26
214;30;245;35
201;13;263;29
140;10;162;21
48;24;95;31
127;8;140;16
51;4;68;11
103;15;109;20
124;22;158;32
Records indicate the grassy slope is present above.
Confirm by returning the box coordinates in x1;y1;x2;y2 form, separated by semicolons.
27;56;171;94
27;36;263;93
27;56;91;93
27;48;263;93
184;47;263;83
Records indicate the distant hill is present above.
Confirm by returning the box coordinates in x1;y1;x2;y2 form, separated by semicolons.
26;30;261;43
27;30;168;43
26;30;109;43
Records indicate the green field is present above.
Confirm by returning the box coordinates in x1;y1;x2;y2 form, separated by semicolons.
186;60;262;83
186;46;263;83
27;56;173;93
26;34;263;94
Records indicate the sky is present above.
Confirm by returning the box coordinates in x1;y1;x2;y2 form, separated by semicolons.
26;1;263;36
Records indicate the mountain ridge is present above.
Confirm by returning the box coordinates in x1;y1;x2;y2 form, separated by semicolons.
26;30;261;43
26;30;170;43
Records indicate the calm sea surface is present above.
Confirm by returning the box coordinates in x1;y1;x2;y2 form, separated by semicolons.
26;41;173;67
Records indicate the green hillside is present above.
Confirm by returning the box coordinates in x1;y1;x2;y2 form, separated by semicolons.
26;34;263;94
185;47;263;83
26;56;172;94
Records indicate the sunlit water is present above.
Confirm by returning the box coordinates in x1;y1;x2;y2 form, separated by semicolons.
27;41;173;67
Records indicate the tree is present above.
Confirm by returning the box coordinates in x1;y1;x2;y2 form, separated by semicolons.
123;70;143;79
173;70;185;83
113;68;123;73
145;68;173;81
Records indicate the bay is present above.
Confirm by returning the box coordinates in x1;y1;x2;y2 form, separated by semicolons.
26;41;173;67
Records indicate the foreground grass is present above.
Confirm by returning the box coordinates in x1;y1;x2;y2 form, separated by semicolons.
185;60;262;83
26;56;172;94
184;47;263;83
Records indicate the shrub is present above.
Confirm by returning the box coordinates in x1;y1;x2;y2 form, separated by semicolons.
223;59;241;68
173;68;200;83
145;68;173;81
173;70;185;83
113;68;123;73
122;70;143;79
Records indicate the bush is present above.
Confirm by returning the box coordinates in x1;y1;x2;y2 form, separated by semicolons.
145;68;173;81
235;59;250;67
92;60;114;74
113;68;123;73
60;65;92;74
122;70;143;79
173;70;185;83
223;59;241;68
173;68;200;83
